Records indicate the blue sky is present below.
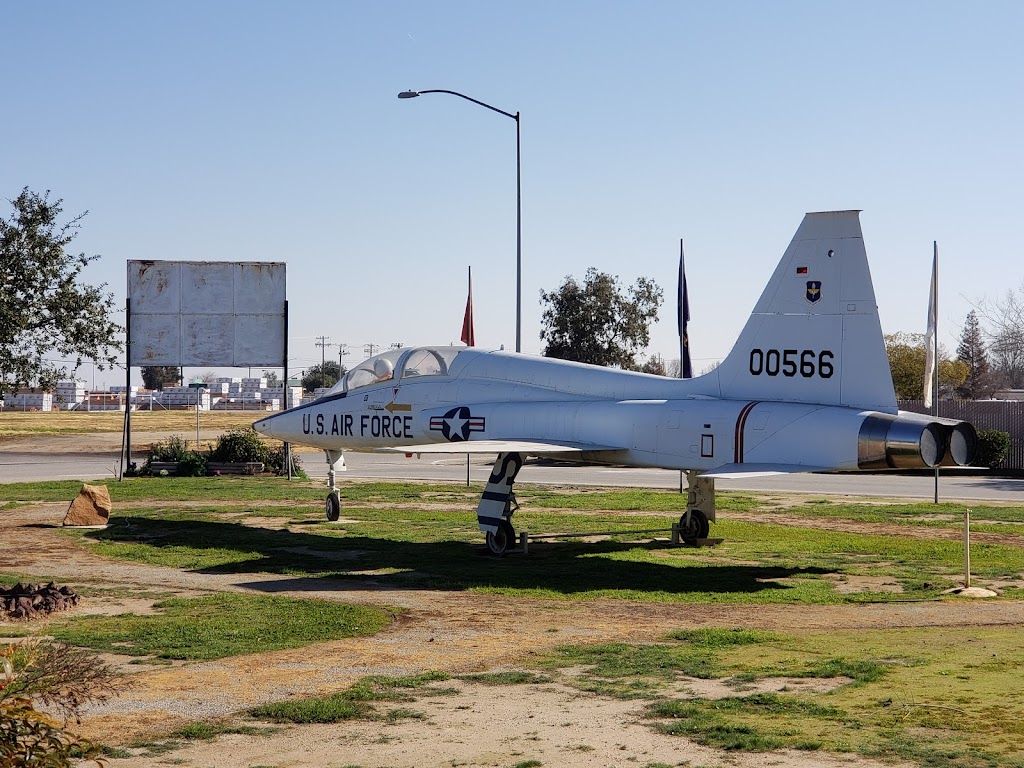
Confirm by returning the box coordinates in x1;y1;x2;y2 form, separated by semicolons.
3;1;1021;385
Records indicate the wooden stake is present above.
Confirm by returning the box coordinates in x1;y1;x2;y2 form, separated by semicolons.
963;509;971;588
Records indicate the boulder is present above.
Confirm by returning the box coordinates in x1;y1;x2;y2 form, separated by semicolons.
63;483;112;527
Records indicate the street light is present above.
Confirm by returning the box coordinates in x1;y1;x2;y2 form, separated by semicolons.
398;89;522;353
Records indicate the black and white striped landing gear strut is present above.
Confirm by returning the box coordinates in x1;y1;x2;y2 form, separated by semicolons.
476;452;524;556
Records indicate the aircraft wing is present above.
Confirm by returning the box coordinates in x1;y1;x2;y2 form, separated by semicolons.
700;463;832;479
377;439;626;455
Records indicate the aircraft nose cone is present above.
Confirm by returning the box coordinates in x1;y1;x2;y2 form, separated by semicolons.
253;416;274;437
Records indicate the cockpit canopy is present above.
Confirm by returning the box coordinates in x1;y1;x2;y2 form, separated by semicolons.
325;346;466;396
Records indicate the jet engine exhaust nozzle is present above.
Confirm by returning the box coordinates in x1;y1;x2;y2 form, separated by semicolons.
858;414;945;470
938;421;978;467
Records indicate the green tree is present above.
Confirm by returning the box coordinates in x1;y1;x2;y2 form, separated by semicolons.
885;332;968;400
141;366;181;390
540;268;663;370
639;354;668;376
302;361;344;393
956;310;994;399
262;370;281;385
0;188;122;397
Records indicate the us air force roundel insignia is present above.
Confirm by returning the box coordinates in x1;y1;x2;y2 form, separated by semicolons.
805;280;822;304
429;406;486;442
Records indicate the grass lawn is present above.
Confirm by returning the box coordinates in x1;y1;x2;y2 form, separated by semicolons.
25;478;1018;604
3;593;393;660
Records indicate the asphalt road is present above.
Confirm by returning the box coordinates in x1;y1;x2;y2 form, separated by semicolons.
2;448;1022;503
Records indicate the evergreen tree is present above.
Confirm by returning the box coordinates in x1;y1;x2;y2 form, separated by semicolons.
956;310;993;398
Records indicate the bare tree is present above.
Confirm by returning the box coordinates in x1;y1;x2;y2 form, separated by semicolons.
974;283;1024;389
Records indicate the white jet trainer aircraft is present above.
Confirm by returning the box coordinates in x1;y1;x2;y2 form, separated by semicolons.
255;211;976;555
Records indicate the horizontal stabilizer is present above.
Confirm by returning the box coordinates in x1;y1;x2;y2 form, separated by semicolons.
377;439;625;455
701;463;831;479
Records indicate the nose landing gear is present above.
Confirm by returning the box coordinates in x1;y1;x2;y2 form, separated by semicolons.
326;490;341;522
324;450;346;522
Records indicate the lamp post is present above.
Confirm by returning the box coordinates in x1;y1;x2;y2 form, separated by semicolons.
398;89;522;353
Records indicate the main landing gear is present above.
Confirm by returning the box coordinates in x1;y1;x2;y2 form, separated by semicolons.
678;470;716;545
477;452;524;556
324;450;345;522
484;494;520;556
678;508;710;543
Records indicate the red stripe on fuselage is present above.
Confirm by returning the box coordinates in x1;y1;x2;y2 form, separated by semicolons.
733;401;760;464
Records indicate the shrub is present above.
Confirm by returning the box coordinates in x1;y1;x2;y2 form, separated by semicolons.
142;435;206;476
149;434;191;462
177;452;207;477
267;445;306;478
1;639;123;766
973;429;1011;469
209;427;270;464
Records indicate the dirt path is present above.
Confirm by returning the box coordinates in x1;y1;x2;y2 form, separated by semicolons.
1;499;1017;768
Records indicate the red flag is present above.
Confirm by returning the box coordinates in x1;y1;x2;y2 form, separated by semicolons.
461;266;475;346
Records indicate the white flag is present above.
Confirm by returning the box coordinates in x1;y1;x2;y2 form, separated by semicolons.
923;244;938;408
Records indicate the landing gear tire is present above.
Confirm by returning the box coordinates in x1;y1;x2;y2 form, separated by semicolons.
485;520;516;556
325;491;341;522
679;509;709;544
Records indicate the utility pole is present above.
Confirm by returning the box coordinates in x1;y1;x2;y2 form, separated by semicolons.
315;336;330;370
338;343;350;372
364;343;379;358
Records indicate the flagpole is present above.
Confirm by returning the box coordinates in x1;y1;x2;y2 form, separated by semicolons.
464;265;473;484
679;240;685;379
933;242;939;504
461;266;475;347
678;239;688;495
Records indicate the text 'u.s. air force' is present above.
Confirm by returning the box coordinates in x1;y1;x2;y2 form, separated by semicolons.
302;412;413;438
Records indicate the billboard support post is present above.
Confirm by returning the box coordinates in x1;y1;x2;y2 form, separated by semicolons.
284;300;291;480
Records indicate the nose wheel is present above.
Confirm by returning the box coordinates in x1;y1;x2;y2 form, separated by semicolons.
325;490;341;522
485;519;516;556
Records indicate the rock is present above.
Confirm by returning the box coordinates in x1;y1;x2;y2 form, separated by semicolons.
943;585;999;598
63;483;112;526
0;582;81;620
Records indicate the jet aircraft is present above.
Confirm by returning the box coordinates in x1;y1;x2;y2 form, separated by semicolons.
254;211;976;555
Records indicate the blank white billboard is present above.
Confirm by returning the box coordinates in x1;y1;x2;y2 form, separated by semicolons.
127;261;286;367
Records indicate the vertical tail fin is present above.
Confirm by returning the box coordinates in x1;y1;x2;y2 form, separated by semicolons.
713;211;897;412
